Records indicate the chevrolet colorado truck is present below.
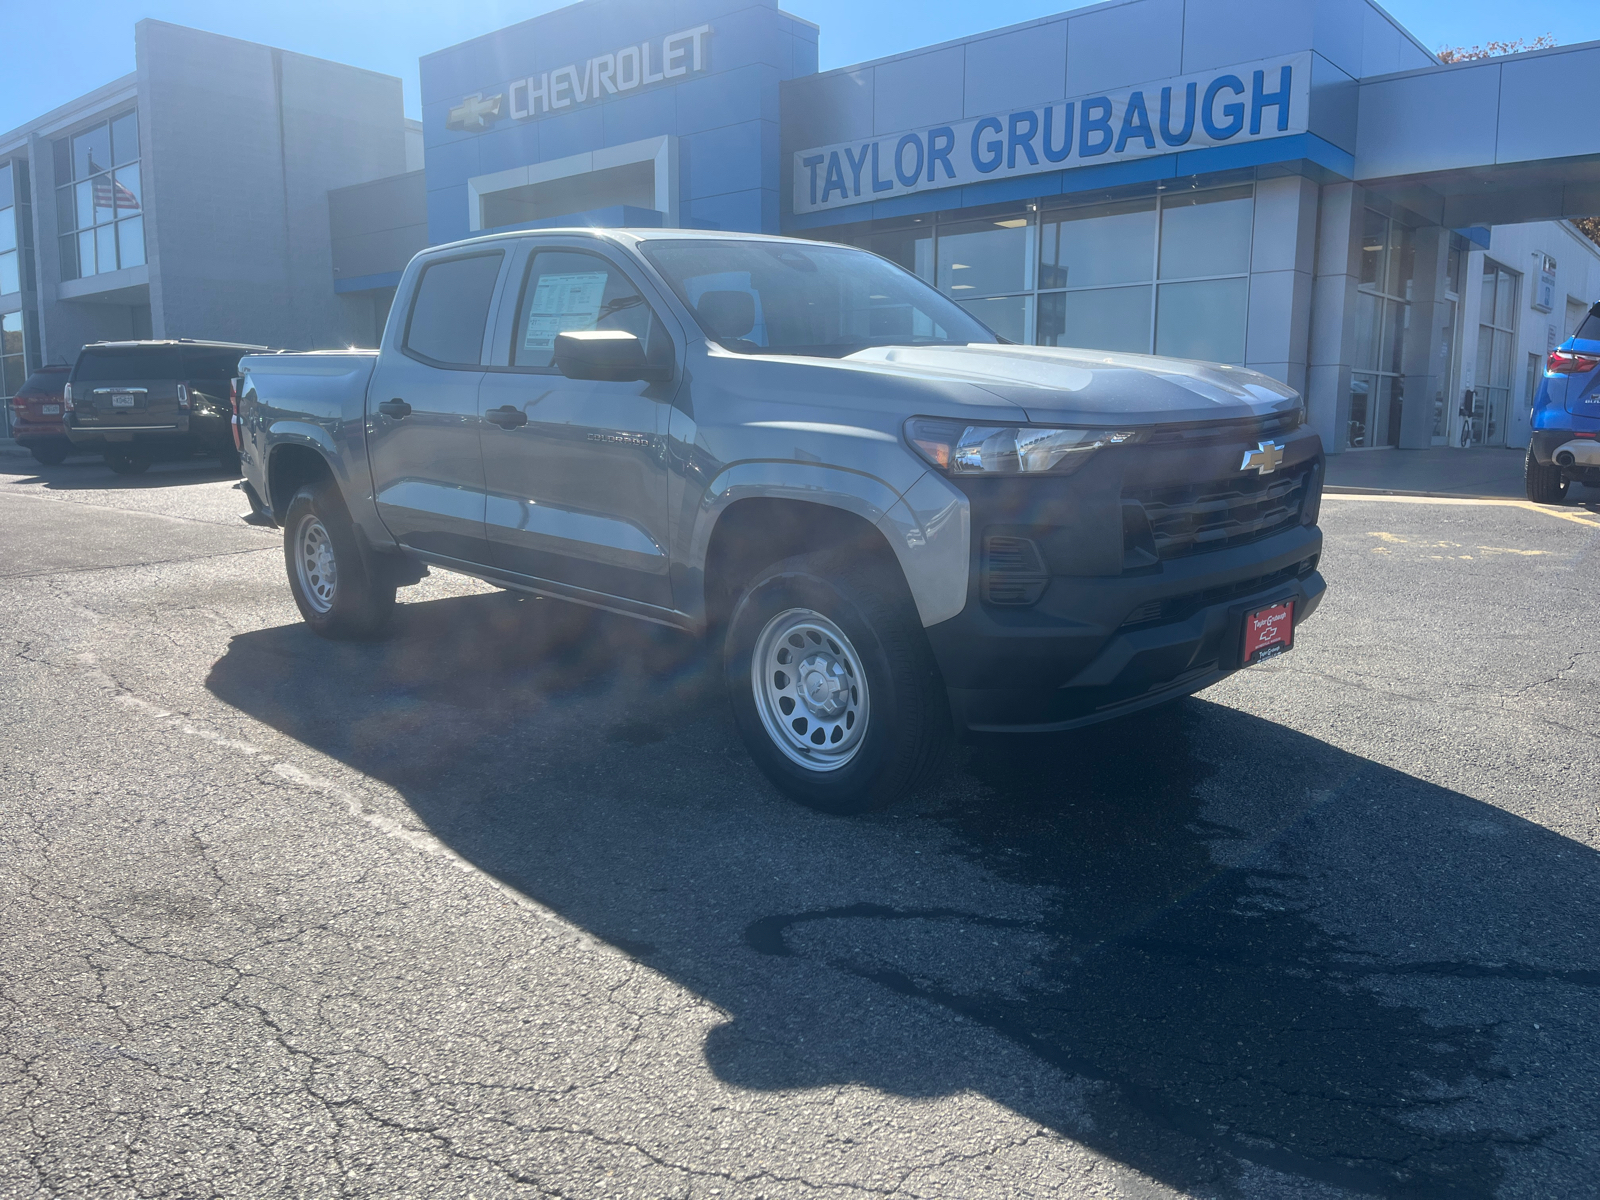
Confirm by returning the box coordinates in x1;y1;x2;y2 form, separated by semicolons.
237;229;1326;813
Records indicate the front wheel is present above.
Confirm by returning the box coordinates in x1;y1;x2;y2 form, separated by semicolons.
104;452;150;475
283;481;396;639
725;553;948;814
30;445;69;466
1526;447;1568;504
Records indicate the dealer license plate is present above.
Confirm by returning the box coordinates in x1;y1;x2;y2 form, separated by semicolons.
1243;600;1294;665
41;404;60;414
111;393;137;407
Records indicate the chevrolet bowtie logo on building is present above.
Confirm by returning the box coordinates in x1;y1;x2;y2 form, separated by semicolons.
1240;441;1286;476
446;92;504;132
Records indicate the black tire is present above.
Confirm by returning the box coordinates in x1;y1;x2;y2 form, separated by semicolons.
217;446;242;476
29;445;69;466
1526;447;1568;504
282;481;396;639
104;452;150;475
724;552;948;814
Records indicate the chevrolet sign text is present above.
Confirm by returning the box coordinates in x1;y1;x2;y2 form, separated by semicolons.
509;25;713;120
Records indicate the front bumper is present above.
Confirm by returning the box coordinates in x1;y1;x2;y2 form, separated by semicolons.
930;524;1323;733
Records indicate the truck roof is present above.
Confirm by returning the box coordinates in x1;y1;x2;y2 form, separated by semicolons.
83;338;271;351
424;227;837;256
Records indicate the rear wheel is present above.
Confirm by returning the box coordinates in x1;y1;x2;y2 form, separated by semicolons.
104;452;150;475
283;481;396;639
29;445;68;466
724;552;948;814
1526;447;1568;504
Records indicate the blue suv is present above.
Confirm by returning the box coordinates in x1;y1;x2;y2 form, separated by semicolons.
1528;301;1600;503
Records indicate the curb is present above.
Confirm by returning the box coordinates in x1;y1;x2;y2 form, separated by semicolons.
1323;484;1524;501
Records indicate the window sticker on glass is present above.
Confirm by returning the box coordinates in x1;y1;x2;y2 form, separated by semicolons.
523;272;609;353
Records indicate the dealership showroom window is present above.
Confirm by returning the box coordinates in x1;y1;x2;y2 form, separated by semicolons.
817;179;1256;366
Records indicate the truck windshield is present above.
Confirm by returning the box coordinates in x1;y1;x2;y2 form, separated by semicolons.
639;239;997;358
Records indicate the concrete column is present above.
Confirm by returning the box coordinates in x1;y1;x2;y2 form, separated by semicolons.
1451;248;1487;446
1245;174;1318;397
1306;181;1364;454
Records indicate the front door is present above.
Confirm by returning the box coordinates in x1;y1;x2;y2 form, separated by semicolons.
366;249;507;564
477;245;677;608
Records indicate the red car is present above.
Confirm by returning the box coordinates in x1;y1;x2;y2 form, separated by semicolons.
10;364;74;466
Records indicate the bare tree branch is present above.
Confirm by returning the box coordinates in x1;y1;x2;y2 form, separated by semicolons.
1437;34;1557;63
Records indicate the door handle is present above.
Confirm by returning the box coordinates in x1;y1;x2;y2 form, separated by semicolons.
378;398;412;419
484;405;527;429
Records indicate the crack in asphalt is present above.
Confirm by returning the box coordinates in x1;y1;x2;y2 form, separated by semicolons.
4;647;1074;1199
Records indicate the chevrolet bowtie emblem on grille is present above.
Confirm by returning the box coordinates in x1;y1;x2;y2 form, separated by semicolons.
1240;441;1285;475
446;92;504;132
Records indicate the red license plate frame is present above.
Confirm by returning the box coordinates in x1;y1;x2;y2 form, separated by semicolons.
1243;599;1294;665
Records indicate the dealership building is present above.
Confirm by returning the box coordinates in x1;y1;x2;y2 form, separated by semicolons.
3;0;1599;457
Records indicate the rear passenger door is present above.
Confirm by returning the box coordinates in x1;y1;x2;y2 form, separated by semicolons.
477;242;679;608
366;249;507;564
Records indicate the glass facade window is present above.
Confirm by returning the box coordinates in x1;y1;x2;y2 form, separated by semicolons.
864;224;933;281
810;180;1254;360
1041;184;1252;363
0;161;17;296
55;109;143;282
1348;208;1415;449
1;312;24;396
1039;286;1150;355
1037;198;1154;354
1467;263;1518;447
932;211;1032;342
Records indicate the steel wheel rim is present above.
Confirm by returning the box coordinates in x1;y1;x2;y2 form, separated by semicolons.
294;514;338;614
751;608;870;772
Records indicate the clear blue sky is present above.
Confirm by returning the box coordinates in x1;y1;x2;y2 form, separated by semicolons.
1;0;1593;130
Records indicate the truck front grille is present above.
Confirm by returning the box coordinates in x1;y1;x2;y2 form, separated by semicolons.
1125;465;1311;560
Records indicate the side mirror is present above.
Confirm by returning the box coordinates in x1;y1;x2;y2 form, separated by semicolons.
554;330;671;383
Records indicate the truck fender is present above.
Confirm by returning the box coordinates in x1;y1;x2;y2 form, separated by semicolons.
693;461;970;628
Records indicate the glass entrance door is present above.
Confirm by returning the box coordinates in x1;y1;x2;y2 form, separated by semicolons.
1468;263;1518;447
1348;208;1414;448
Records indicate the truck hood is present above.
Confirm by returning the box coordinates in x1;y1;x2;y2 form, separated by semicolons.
843;344;1299;425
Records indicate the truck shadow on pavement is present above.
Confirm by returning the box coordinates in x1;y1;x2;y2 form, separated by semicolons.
206;589;1599;1198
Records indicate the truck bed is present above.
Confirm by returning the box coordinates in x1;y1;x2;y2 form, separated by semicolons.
239;350;378;424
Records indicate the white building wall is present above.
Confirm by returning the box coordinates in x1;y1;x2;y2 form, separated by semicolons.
1458;223;1600;449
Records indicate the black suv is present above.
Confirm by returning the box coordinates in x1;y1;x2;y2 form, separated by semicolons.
63;340;266;474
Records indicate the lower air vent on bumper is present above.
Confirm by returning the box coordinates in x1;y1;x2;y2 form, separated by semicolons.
983;535;1048;606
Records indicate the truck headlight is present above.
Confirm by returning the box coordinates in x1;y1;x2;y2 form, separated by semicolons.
905;418;1138;476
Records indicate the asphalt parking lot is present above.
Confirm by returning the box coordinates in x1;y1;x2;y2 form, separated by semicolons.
2;456;1598;1200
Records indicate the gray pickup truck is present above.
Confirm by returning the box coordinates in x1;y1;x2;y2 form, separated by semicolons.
238;229;1325;812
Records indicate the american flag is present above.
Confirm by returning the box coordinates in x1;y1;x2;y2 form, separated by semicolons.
88;157;139;213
